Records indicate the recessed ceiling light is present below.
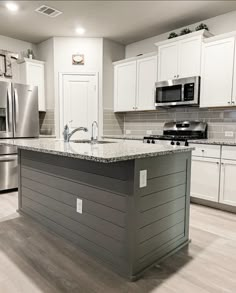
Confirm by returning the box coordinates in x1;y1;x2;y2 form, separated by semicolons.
76;27;85;35
6;2;19;12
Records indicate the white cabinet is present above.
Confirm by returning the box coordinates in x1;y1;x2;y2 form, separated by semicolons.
178;36;202;78
17;58;46;112
114;61;136;112
220;160;236;206
190;143;221;158
191;157;220;202
136;56;157;111
157;35;203;82
200;37;235;108
114;55;157;112
158;43;178;81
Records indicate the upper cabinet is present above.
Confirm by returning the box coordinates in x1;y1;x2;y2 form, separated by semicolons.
114;60;136;112
16;58;46;112
114;54;157;112
155;30;211;82
158;43;178;81
200;37;235;108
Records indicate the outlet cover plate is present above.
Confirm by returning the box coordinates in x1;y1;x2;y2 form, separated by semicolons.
76;198;83;214
225;131;234;137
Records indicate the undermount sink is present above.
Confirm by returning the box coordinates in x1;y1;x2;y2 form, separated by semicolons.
70;140;115;144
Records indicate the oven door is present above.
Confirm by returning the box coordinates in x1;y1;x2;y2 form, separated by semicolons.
0;145;18;191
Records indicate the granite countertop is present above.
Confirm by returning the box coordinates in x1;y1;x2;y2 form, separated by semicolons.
0;138;194;163
190;139;236;146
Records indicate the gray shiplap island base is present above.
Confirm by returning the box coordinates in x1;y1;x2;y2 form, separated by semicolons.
1;139;192;280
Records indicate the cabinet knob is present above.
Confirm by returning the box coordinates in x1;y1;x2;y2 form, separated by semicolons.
228;101;231;104
232;101;235;104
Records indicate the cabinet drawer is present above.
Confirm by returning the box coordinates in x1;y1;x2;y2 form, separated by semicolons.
189;143;221;158
222;145;236;160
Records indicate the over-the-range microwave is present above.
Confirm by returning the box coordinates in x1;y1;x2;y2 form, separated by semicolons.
155;76;200;107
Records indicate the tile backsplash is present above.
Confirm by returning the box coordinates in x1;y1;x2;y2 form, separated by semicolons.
39;109;55;135
104;107;236;140
103;108;124;136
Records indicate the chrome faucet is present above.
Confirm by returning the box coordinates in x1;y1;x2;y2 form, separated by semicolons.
91;121;98;143
63;124;88;142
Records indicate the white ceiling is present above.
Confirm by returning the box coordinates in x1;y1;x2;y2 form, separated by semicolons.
0;1;236;45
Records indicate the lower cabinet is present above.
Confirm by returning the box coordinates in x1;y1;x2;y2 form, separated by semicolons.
219;160;236;206
190;144;236;207
191;157;220;202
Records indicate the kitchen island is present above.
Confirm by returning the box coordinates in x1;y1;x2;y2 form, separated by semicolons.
0;138;193;280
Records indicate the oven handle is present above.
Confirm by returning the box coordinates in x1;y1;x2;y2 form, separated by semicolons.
0;155;17;162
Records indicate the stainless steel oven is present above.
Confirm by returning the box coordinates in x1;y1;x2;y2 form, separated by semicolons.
0;145;18;191
155;76;200;107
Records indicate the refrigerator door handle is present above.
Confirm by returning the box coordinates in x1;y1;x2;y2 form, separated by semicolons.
6;86;13;134
13;88;19;133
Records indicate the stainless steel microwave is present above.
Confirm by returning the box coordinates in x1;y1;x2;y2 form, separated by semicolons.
155;76;200;107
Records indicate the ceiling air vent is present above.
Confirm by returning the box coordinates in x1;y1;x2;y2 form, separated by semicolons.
35;5;62;18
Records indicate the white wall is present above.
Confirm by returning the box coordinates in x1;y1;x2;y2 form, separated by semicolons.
53;37;103;137
0;34;35;82
102;39;125;109
37;38;54;110
126;10;236;57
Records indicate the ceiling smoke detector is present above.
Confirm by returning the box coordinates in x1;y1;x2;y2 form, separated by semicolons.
35;5;62;18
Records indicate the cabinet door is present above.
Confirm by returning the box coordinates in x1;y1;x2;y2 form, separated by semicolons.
114;61;136;112
220;160;236;206
136;56;157;111
200;37;235;108
26;62;46;111
178;36;202;78
191;157;220;202
158;43;178;81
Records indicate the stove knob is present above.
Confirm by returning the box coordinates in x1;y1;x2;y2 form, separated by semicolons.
152;139;155;144
147;139;150;144
171;141;175;145
185;140;189;147
176;141;180;146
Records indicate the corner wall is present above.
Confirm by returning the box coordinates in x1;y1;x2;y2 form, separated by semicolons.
102;39;125;136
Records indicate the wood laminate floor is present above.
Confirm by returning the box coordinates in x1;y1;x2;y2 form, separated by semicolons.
0;191;235;293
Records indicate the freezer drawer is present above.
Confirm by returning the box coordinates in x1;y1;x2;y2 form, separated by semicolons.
0;154;18;191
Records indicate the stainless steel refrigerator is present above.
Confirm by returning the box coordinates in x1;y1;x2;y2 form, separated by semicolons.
0;81;39;191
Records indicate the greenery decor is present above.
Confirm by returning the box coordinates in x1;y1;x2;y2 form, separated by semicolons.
195;23;209;31
27;49;34;59
168;32;178;39
180;28;192;35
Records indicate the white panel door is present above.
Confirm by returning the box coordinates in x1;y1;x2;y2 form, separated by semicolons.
200;37;235;107
220;160;236;206
158;43;178;81
136;56;157;111
178;36;202;78
62;74;97;139
191;157;220;202
26;62;46;111
114;61;136;112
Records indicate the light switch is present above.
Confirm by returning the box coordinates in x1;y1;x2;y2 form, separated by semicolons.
139;170;147;188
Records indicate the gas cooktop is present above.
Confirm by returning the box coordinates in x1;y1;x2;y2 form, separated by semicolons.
143;121;207;146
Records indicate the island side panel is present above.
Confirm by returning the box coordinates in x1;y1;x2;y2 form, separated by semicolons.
130;151;192;278
18;149;135;277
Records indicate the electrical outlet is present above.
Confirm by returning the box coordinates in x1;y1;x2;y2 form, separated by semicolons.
76;198;83;214
146;130;152;135
126;130;131;134
139;170;147;188
225;131;234;137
